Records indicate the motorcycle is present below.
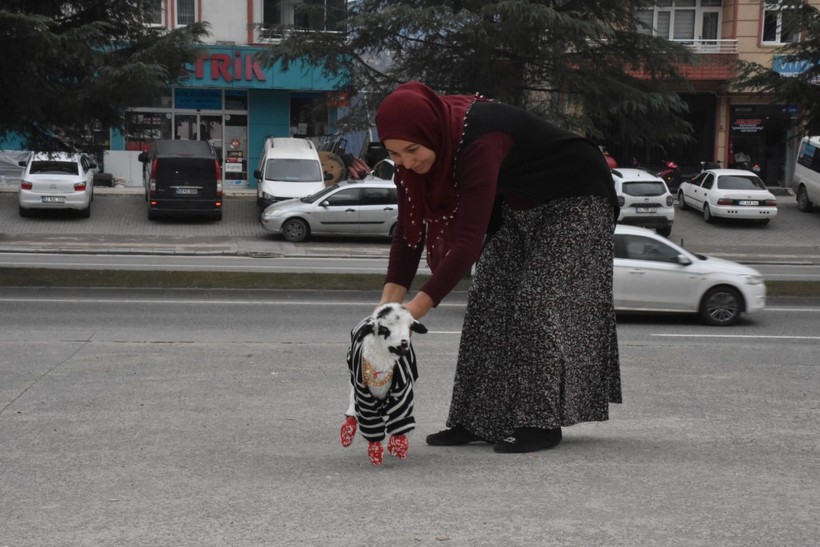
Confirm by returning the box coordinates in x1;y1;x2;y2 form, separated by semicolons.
657;160;682;191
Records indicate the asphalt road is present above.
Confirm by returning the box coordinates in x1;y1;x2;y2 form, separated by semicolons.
1;288;819;546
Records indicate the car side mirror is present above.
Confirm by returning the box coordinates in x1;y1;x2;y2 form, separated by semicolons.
137;152;148;162
320;200;331;208
89;162;97;170
253;169;262;180
676;254;692;266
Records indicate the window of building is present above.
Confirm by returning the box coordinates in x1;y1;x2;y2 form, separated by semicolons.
146;0;164;26
762;1;800;45
177;0;196;26
261;0;346;39
635;0;722;46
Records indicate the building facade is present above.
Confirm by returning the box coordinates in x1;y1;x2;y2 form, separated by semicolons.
110;0;346;188
616;0;819;187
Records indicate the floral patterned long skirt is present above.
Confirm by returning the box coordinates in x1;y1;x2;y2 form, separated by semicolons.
446;195;621;441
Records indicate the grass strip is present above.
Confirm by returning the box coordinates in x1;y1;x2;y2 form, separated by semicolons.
0;267;473;291
0;268;818;297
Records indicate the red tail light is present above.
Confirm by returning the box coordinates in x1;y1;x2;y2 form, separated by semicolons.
74;182;87;191
717;198;732;206
21;180;32;190
765;199;777;207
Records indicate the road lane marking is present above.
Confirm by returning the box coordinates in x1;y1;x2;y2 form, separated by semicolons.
652;334;820;340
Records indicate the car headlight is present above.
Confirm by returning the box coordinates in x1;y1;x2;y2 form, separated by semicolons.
741;274;764;286
262;191;276;201
262;209;285;220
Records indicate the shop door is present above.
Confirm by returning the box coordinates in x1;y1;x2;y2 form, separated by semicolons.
223;115;248;187
175;114;224;164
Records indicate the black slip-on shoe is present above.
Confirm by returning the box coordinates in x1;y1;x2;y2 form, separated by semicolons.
426;426;488;446
493;427;562;453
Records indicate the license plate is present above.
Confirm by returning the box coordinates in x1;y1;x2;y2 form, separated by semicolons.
175;188;198;195
737;200;759;206
635;207;656;214
41;196;65;203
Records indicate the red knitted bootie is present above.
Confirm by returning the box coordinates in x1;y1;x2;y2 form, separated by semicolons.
340;416;357;447
387;434;409;460
368;441;384;465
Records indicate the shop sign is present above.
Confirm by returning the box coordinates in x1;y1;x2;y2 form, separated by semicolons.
773;55;813;77
732;118;764;133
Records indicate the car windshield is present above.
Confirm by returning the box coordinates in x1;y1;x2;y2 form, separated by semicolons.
621;181;666;196
717;175;766;190
30;160;78;175
265;158;323;182
302;183;339;202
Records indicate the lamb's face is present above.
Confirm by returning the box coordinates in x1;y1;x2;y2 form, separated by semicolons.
372;304;428;356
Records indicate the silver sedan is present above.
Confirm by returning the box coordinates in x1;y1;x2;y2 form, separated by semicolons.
260;180;398;242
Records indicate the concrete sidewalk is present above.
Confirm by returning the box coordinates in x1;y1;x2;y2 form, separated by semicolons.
1;185;820;264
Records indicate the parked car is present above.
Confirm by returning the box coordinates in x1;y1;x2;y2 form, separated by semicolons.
793;135;820;212
260;180;398;242
138;140;223;221
613;224;766;326
18;152;96;218
611;168;674;237
677;168;777;224
254;137;326;209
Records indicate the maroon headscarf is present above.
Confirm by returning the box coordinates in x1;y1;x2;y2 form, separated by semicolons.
376;82;488;270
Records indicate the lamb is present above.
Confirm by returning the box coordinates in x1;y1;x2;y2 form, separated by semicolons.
340;303;427;465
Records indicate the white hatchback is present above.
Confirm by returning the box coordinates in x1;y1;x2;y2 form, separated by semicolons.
18;152;96;217
678;168;777;224
613;224;766;326
260;180;397;242
611;168;675;236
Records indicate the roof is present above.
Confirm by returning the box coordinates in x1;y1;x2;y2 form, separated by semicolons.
153;139;214;157
611;168;664;181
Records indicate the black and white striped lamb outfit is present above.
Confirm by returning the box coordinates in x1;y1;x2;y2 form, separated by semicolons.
346;318;419;442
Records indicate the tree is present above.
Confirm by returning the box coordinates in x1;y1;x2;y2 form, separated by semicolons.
733;0;820;136
260;0;696;152
0;1;209;152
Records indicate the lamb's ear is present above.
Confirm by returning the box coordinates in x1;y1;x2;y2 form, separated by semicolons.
411;321;428;335
358;321;375;337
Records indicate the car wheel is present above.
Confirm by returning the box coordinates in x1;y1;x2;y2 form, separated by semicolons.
18;206;30;217
797;186;814;212
702;203;713;223
678;190;688;211
212;211;223;221
389;222;397;239
282;218;309;242
758;218;770;225
699;286;742;326
657;226;672;237
77;204;91;218
148;209;159;221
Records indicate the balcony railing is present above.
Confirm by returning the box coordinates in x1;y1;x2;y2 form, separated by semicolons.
673;38;738;55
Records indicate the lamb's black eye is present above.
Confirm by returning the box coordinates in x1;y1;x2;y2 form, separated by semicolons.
378;326;390;338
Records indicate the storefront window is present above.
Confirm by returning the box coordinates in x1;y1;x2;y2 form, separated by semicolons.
124;112;172;151
225;90;248;111
290;93;329;137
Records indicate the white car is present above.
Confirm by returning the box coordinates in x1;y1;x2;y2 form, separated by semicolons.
18;152;96;217
677;168;777;224
611;168;674;237
260;180;397;242
613;224;766;326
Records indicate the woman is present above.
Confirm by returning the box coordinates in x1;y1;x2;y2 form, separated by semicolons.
375;81;621;453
